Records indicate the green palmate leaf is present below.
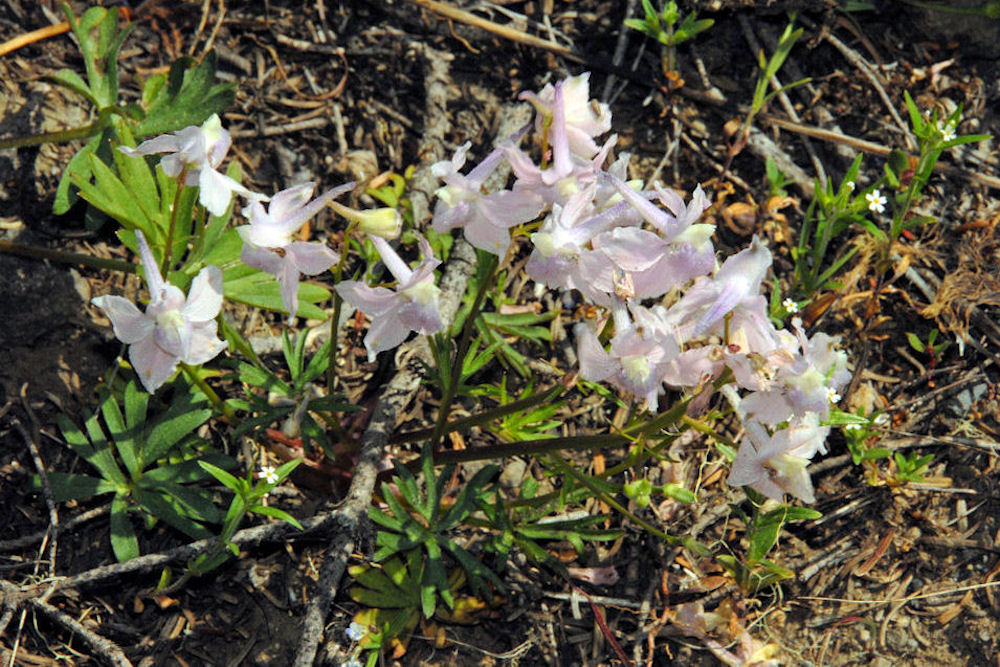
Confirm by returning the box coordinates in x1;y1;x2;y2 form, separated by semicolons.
422;539;450;615
124;380;149;433
143;408;213;465
133;52;236;138
133;487;212;540
53;131;106;214
370;507;406;532
75;152;155;232
99;388;141;479
62;3;131;109
150;481;224;524
38;472;117;503
141;454;234;485
351;564;402;597
448;541;505;595
78;411;130;486
224;270;331;321
351;584;415;610
110;495;139;562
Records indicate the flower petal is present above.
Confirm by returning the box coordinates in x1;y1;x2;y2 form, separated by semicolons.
182;321;228;365
363;311;409;362
198;167;236;217
285;242;338;276
182;266;224;322
267;182;316;225
92;295;154;344
278;259;302;319
463;217;512;256
335;281;400;317
240;243;284;275
129;334;179;393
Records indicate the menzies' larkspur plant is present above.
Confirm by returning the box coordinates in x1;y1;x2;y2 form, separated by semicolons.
92;230;226;393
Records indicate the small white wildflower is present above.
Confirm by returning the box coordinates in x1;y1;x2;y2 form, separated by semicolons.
845;180;855;192
845;423;862;431
866;189;887;214
937;119;957;142
782;297;799;314
826;387;842;403
260;465;279;485
345;622;366;642
873;413;890;426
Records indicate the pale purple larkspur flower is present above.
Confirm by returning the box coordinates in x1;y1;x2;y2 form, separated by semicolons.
336;233;444;361
575;300;679;411
600;171;712;241
432;132;544;256
237;181;354;320
738;323;850;424
572;173;714;302
91;230;226;393
665;236;772;340
503;83;617;206
525;185;633;301
120;114;265;216
727;415;830;503
520;72;612;159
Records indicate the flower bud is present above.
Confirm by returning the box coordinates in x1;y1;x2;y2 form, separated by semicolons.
328;201;402;239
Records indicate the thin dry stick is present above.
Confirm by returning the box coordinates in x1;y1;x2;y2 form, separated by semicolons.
760;115;1000;191
199;0;226;59
819;26;916;151
404;0;583;63
738;14;826;186
188;0;212;56
0;505;109;554
601;0;638;102
5;507;360;605
28;597;133;666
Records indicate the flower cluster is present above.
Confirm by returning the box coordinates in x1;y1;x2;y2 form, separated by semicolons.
94;73;851;503
429;73;850;502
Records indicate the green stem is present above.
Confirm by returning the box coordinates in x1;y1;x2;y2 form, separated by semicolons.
0;240;136;273
389;380;570;444
0;119;104;150
549;452;676;543
180;362;236;424
430;393;691;466
429;253;499;452
161;165;189;276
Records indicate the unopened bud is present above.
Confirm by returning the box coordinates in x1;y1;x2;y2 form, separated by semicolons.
328;201;402;239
